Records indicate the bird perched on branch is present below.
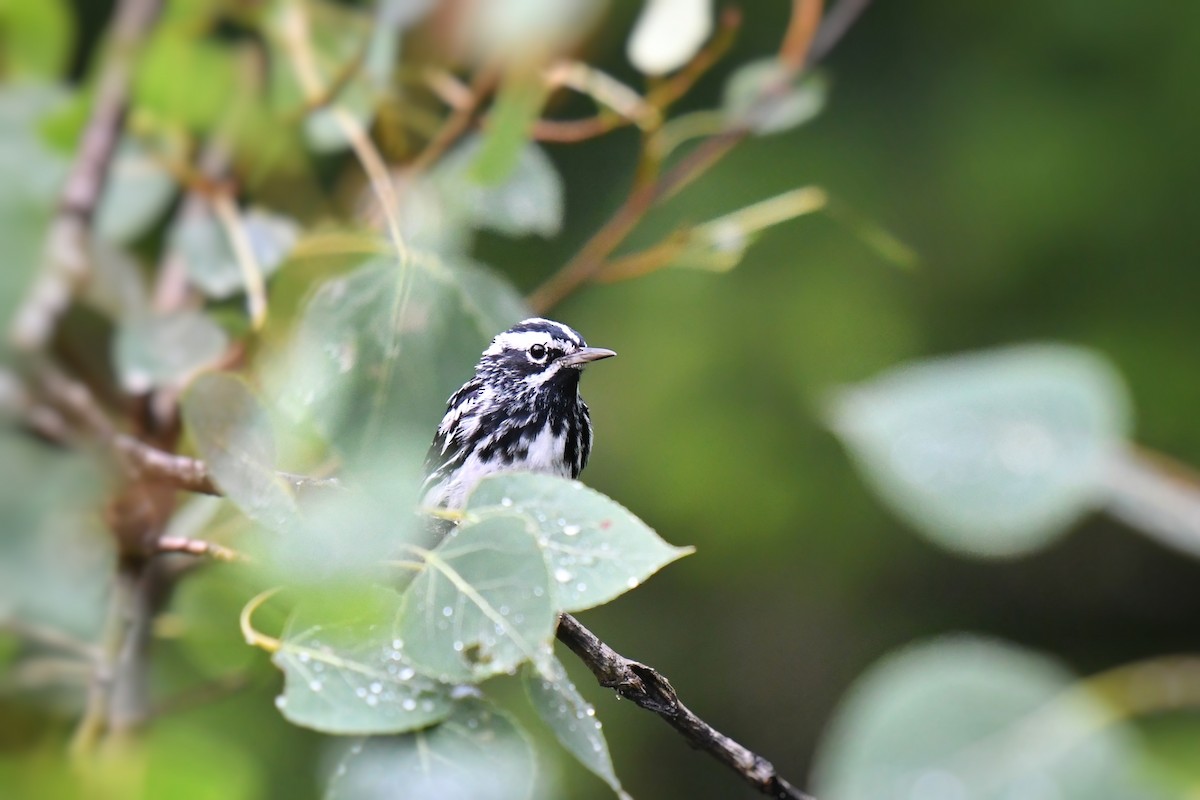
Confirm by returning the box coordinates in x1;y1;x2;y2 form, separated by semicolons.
421;317;616;511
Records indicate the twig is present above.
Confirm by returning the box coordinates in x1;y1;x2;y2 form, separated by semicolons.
411;66;499;172
527;0;829;313
210;191;269;330
10;0;164;351
155;536;245;562
557;613;815;800
807;0;875;66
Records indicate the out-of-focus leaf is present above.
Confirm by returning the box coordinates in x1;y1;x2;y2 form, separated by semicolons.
114;311;229;393
0;0;74;79
827;345;1130;557
274;255;527;466
79;236;148;321
723;59;827;135
295;0;398;154
182;373;301;532
811;636;1165;800
469;72;547;186
627;0;713;76
466;473;692;612
436;134;564;238
395;514;555;683
144;722;265;800
524;658;626;798
272;586;452;735
174;207;300;299
325;699;536;800
0;435;111;641
0;84;70;344
95;137;178;244
463;0;601;59
135;29;241;131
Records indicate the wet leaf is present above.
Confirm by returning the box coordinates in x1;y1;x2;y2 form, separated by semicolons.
467;473;693;612
395;513;555;683
812;636;1165;800
114;311;229;393
182;372;300;532
325;699;536;800
828;345;1130;558
524;658;626;797
272;586;453;735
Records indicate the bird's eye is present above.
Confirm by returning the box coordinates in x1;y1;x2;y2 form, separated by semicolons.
528;344;547;360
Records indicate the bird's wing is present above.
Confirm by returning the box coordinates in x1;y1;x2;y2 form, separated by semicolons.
421;379;482;482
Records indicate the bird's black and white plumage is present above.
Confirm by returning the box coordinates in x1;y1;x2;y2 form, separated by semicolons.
421;318;616;510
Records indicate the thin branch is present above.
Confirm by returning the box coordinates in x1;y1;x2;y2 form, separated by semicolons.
557;613;815;800
807;0;875;66
10;0;164;351
411;66;499;172
210;191;269;330
155;536;245;562
527;0;830;313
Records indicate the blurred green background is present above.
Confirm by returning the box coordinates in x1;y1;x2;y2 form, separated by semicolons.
5;0;1200;798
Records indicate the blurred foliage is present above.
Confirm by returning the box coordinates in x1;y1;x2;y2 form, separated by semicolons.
2;1;1200;799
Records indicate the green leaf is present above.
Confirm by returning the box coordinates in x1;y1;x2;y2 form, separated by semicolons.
0;0;74;79
811;636;1165;800
723;59;827;135
0;435;111;641
82;237;149;321
95;137;178;244
173;206;299;299
524;658;627;798
466;473;693;612
436;134;564;238
135;30;241;131
395;514;555;683
274;254;527;466
469;72;547;186
827;344;1131;558
272;586;453;735
324;699;536;800
0;84;70;346
114;311;229;393
182;372;301;532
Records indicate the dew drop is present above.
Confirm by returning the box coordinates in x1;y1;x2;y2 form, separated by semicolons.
274;695;287;710
562;524;581;537
309;679;323;692
452;640;465;652
442;606;454;617
392;638;405;650
297;652;310;663
399;666;416;681
500;497;513;507
421;699;436;712
365;694;379;706
554;568;572;583
626;577;640;589
532;587;544;597
370;681;383;694
402;697;418;711
575;582;587;593
355;687;368;698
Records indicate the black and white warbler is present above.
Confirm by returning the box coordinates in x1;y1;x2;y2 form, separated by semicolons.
421;318;616;511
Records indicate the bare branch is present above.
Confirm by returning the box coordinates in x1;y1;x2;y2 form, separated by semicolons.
557;613;816;800
10;0;164;351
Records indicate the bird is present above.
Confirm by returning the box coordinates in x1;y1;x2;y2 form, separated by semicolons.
421;317;616;512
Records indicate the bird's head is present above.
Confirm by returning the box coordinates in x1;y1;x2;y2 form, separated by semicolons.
476;318;615;393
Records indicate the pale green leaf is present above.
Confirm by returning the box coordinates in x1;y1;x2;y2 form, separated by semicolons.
812;636;1165;800
324;699;536;800
723;59;827;135
524;658;627;798
182;373;300;532
95;137;177;244
174;207;299;300
469;73;546;186
114;311;229;393
272;586;453;735
273;254;527;465
396;514;555;683
134;30;241;131
0;435;111;641
436;134;564;238
828;345;1130;558
467;473;693;612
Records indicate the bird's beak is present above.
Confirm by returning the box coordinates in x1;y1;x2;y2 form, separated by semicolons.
560;347;617;367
